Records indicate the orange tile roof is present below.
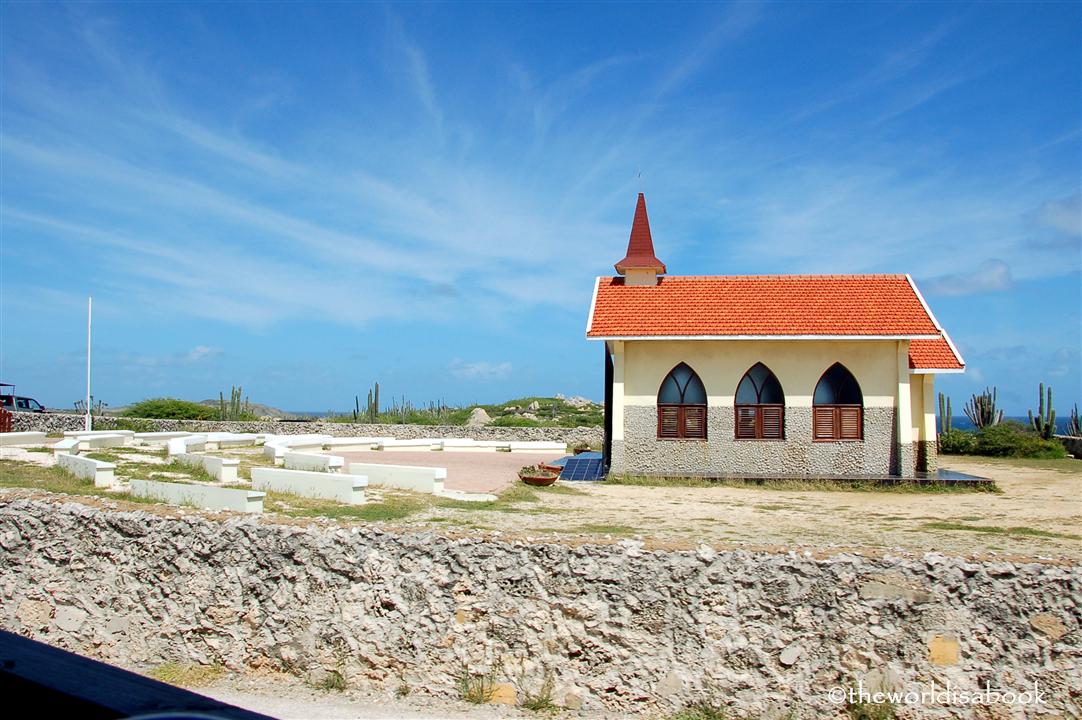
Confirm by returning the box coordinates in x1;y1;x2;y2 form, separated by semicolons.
908;337;964;370
587;274;964;370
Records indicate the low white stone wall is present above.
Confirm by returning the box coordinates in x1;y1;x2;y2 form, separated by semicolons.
283;452;344;472
174;453;239;483
57;454;116;488
76;434;130;450
129;480;263;513
347;462;445;494
52;438;80;458
250;468;366;505
0;498;1077;718
0;432;47;446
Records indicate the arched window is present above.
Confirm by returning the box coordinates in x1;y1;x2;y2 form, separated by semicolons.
734;363;785;439
657;363;707;439
813;363;863;441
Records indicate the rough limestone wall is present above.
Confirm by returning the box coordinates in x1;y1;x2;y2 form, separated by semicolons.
620;406;895;476
11;414;602;444
1;497;1078;718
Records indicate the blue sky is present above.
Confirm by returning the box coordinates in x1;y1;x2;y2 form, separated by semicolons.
1;2;1078;414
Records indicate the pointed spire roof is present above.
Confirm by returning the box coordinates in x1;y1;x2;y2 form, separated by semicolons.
614;193;666;275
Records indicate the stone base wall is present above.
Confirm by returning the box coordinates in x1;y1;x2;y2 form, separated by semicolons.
915;441;938;474
0;498;1078;718
615;405;897;476
10;414;601;445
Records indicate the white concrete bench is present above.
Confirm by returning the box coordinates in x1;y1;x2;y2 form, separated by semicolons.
130;479;264;513
58;453;116;488
134;431;192;442
206;433;261;448
347;462;445;493
76;434;130;450
262;435;333;461
439;438;494;452
175;453;239;482
376;438;442;451
52;438;81;458
0;432;47;446
251;468;366;505
283;451;344;472
167;435;207;456
474;440;512;451
323;437;390;451
508;441;569;453
63;429;135;438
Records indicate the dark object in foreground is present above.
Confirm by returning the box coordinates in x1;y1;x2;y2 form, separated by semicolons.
0;630;275;720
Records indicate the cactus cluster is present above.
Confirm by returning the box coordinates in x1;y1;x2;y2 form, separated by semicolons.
938;392;953;434
964;387;1003;429
1068;404;1081;437
1028;383;1056;440
218;386;250;421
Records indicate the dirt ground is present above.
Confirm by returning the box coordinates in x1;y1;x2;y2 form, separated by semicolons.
380;454;1081;560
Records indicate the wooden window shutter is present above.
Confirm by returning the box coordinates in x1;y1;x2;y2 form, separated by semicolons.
683;406;707;439
760;406;783;439
839;406;862;440
813;407;836;440
735;407;757;439
658;406;680;438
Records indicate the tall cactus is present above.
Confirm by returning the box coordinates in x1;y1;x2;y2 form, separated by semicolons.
964;387;1003;429
1068;404;1081;437
1028;383;1056;439
938;392;953;434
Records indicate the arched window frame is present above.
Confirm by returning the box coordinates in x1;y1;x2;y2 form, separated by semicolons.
813;363;863;441
657;363;707;440
734;363;785;440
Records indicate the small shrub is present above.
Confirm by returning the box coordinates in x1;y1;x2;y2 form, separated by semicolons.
519;668;557;712
846;698;896;720
938;429;977;454
395;683;411;698
974;421;1066;459
122;398;218;420
456;668;497;704
670;701;729;720
315;669;346;692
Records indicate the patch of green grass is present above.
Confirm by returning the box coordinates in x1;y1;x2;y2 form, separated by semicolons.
22;446;53;454
534;482;587;496
945;454;1082;473
264;489;426;522
572;523;639;536
147;662;224;688
921;521;1079;540
84;451;125;463
0;460;157;504
607;474;998;494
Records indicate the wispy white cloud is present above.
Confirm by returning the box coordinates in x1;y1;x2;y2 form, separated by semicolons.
922;259;1013;297
449;359;512;381
1036;193;1081;237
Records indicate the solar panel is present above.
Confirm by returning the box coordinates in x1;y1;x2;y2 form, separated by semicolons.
559;457;605;481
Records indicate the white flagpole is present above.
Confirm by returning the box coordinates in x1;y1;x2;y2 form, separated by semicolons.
85;296;92;432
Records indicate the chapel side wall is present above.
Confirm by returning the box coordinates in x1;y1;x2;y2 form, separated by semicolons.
613;339;901;476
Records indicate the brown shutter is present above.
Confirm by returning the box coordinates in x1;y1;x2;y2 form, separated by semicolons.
658;406;680;438
839;406;862;440
735;406;757;438
683;406;707;439
813;407;837;440
760;406;783;439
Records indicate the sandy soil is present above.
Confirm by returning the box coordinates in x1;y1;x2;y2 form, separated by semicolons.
391;455;1081;560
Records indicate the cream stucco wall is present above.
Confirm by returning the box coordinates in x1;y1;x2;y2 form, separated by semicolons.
621;339;903;409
